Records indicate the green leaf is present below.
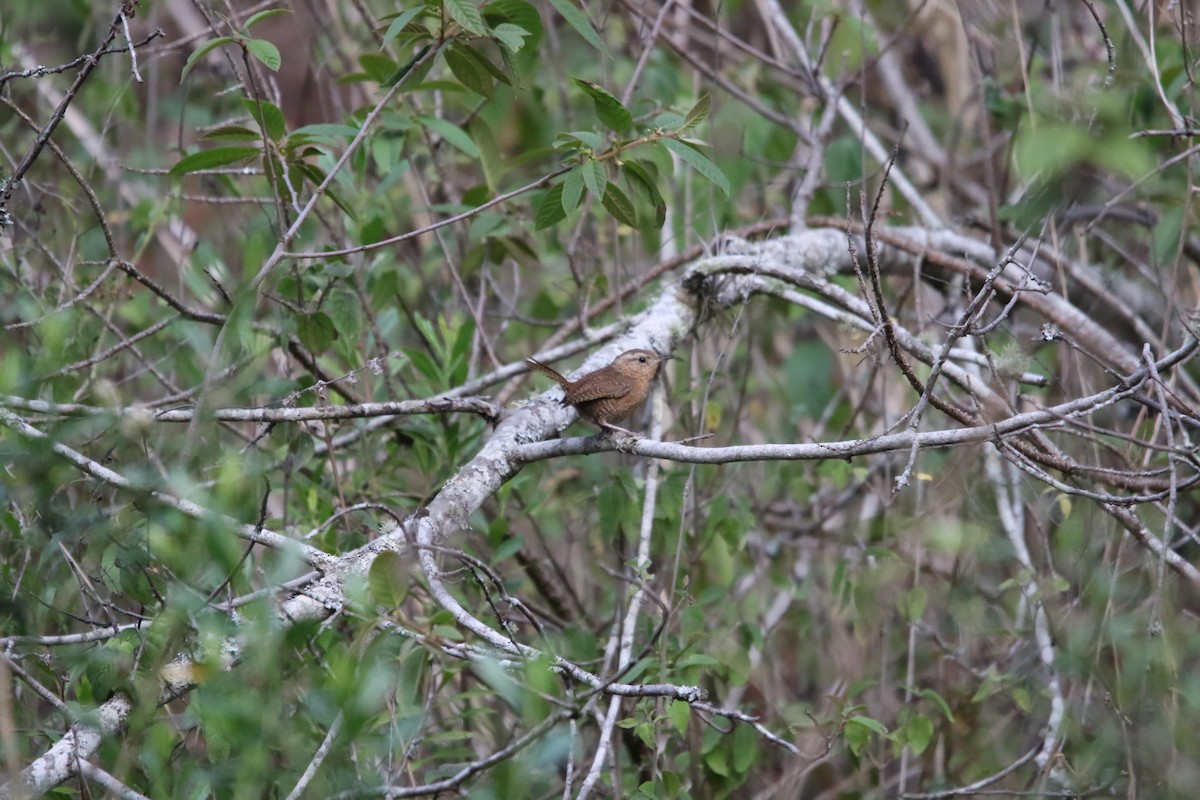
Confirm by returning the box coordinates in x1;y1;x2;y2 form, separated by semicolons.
327;290;363;341
704;745;731;776
245;38;281;71
416;116;480;158
295;162;357;220
444;0;486;35
914;687;955;722
382;7;426;46
468;117;502;192
667;699;689;735
454;44;511;85
445;44;493;97
573;78;632;133
662;138;730;194
847;715;889;735
622;160;666;227
681;92;711;131
545;0;605;52
561;166;585;212
406;349;441;385
297;312;337;353
535;184;567;229
654;111;686;130
900;585;927;623
674;653;720;669
601;180;636;226
554;130;604;153
180;36;235;82
359;53;399;84
242;98;286;141
291;123;359;139
732;721;757;772
491;536;524;564
169;146;262;176
202;125;259;141
582;160;605;199
491;23;530;52
368;551;408;608
244;9;291;30
485;0;543;50
905;714;934;756
382;44;432;88
844;715;890;758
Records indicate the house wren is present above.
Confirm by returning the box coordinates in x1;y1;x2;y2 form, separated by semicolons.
524;349;671;435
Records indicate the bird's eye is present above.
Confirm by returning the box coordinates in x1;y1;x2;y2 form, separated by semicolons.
638;356;646;363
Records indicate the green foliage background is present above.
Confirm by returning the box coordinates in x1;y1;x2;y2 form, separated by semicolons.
2;1;1199;798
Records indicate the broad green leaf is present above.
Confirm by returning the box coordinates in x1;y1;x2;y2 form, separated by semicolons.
622;159;666;226
535;184;567;229
180;36;235;82
654;111;686;130
295;162;357;220
561;166;585;212
168;146;261;176
244;9;291;29
847;715;889;735
916;686;955;724
297;312;337;353
382;43;432;87
732;721;757;772
382;7;426;46
674;653;720;669
491;23;530;52
202;125;259;141
546;0;605;52
327;290;363;341
681;92;711;131
601;180;636;226
667;699;689;735
291;123;360;139
368;551;408;608
581;160;605;199
444;0;486;35
485;0;543;50
490;535;524;564
245;38;281;71
416;116;480;158
454;44;511;85
446;44;492;97
406;349;441;385
704;745;730;776
899;585;928;623
573;78;633;133
554;130;604;153
905;714;934;755
662;138;730;194
359;53;399;84
468;117;502;192
242;98;285;141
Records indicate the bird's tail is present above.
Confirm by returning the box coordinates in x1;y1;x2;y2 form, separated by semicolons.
524;357;569;388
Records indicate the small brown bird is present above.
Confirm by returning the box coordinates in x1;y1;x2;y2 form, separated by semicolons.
524;349;671;435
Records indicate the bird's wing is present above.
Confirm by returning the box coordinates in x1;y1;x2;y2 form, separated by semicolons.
563;373;632;405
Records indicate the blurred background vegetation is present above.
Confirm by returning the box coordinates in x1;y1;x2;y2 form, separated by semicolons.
2;0;1199;797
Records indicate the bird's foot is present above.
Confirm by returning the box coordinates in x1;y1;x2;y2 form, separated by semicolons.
598;424;643;451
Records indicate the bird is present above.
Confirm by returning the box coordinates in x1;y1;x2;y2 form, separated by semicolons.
523;349;672;435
